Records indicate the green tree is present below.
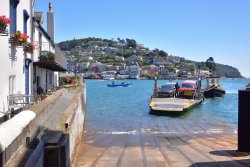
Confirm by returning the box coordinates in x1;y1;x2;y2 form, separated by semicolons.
159;50;167;57
168;65;175;72
126;38;137;48
153;48;160;55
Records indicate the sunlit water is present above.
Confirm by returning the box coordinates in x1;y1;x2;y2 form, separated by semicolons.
85;78;250;134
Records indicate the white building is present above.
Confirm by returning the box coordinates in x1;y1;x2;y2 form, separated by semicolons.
79;56;93;62
115;56;124;62
168;56;181;63
128;62;141;79
0;0;33;116
153;57;165;65
127;55;143;63
0;1;67;117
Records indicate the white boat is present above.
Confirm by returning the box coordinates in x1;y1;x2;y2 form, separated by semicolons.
102;75;115;80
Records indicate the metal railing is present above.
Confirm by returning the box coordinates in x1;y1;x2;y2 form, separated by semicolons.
33;41;67;71
55;45;67;70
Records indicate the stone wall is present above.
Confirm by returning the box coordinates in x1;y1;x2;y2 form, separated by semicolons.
54;84;86;165
0;82;86;167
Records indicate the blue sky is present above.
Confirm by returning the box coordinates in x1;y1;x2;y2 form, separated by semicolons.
35;0;250;77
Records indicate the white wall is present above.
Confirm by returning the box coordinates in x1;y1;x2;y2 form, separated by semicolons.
0;0;32;114
33;67;55;94
32;22;57;97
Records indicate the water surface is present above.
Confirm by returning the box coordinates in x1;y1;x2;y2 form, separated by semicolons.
85;79;250;134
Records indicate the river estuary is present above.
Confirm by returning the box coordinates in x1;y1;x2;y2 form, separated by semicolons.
74;78;250;167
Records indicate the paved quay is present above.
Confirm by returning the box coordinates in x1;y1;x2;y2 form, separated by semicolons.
74;124;250;167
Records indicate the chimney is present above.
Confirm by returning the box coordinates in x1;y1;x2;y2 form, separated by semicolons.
47;2;54;41
49;2;52;12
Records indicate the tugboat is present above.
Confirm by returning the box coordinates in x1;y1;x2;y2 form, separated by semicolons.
203;77;225;98
203;57;226;98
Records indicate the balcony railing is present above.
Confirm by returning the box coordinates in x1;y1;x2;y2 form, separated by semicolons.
33;43;67;71
55;45;67;70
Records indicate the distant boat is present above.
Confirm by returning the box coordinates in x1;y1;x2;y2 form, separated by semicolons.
92;74;101;80
203;77;226;98
102;75;115;80
107;82;132;87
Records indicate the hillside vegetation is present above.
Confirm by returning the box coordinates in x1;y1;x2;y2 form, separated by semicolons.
58;37;243;78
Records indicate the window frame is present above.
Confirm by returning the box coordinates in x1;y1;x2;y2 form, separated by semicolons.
9;0;20;34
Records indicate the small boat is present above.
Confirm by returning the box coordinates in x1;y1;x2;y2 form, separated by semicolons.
107;82;132;87
203;77;225;98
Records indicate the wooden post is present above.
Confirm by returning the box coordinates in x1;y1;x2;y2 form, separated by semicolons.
153;78;158;98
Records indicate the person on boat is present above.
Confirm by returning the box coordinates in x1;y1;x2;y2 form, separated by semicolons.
175;82;180;97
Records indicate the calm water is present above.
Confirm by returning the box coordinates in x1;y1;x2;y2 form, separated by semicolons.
85;79;250;134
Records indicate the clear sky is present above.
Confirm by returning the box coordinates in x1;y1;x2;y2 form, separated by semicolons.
35;0;250;77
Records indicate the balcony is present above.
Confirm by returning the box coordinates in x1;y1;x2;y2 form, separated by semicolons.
33;45;67;71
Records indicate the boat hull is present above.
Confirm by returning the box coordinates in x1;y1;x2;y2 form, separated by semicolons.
204;86;225;98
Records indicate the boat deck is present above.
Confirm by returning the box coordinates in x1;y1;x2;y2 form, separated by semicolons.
150;97;202;112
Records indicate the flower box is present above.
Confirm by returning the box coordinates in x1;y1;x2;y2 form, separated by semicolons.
23;46;33;53
9;37;22;46
9;31;29;46
0;15;11;34
0;25;7;34
23;42;35;53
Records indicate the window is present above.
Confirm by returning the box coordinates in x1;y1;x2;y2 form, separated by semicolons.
9;0;19;34
49;72;53;85
33;65;36;83
39;32;42;51
23;10;29;33
9;75;16;94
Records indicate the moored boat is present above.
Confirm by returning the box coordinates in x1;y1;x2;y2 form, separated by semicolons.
203;77;225;98
202;57;226;98
102;75;115;80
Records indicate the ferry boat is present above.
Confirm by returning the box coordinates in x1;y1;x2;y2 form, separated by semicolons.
150;79;203;114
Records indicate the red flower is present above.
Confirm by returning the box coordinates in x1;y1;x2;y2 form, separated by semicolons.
0;15;11;26
11;31;29;44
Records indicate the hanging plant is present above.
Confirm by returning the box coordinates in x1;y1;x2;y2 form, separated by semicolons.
23;42;35;53
0;15;11;34
9;30;29;46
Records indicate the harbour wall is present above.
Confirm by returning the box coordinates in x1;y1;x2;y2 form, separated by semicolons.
0;82;86;166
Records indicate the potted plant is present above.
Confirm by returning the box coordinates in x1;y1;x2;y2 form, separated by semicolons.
47;51;55;61
23;42;35;53
9;30;29;46
0;15;11;34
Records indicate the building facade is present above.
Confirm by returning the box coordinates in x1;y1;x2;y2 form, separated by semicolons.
0;0;66;117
